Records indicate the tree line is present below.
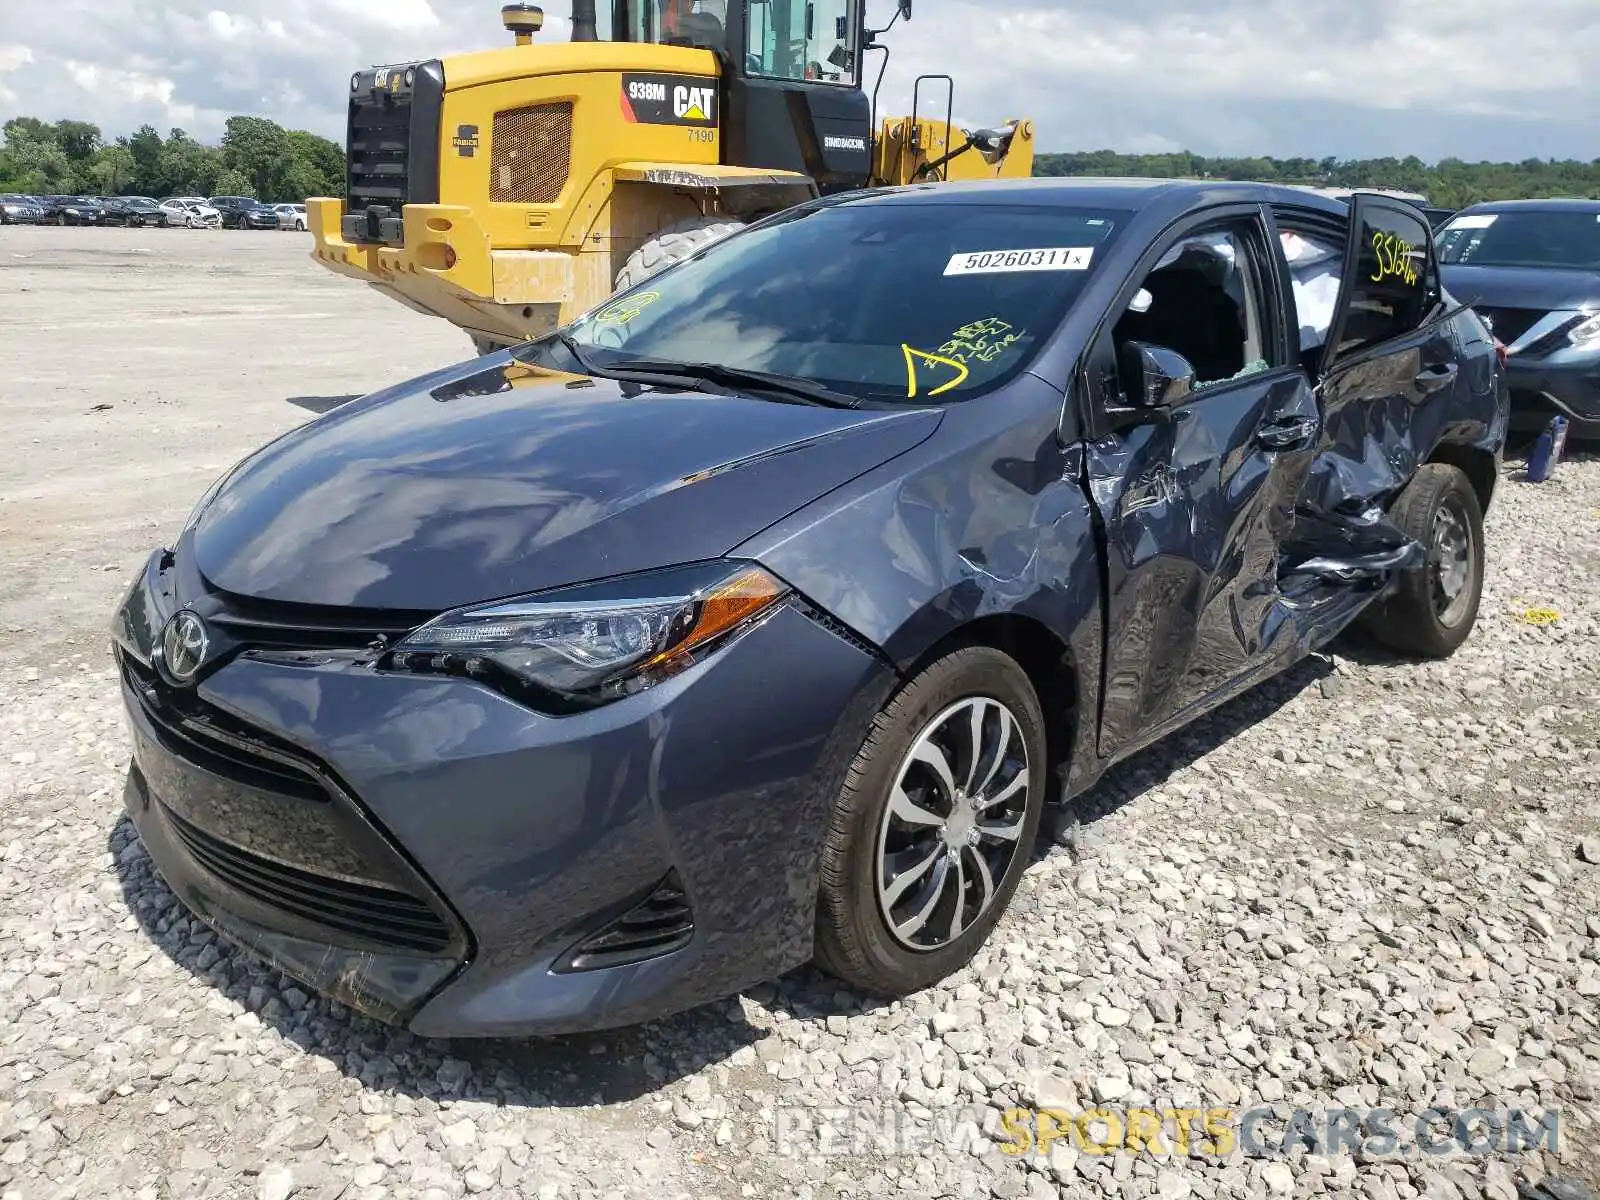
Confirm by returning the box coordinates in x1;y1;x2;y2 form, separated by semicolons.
1034;151;1600;207
4;112;1595;208
0;116;344;202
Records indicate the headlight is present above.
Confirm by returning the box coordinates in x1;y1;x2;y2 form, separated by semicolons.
1568;311;1600;347
2;205;17;214
388;561;789;708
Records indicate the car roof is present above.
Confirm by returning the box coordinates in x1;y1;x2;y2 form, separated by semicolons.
825;176;1349;217
1456;197;1600;215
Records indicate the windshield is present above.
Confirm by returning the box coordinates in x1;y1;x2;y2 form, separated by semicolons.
602;0;731;53
536;201;1125;405
1436;210;1600;269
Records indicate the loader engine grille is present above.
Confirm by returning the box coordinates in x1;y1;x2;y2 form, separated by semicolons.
490;103;574;205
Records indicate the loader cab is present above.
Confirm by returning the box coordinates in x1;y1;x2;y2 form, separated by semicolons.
581;0;884;191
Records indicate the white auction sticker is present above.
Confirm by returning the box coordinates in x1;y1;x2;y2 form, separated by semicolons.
1450;214;1498;229
944;247;1094;276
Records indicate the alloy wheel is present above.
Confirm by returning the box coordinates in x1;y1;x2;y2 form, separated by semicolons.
1430;496;1474;626
875;696;1031;951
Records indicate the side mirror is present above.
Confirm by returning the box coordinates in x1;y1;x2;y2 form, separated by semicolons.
1119;341;1195;409
898;0;913;18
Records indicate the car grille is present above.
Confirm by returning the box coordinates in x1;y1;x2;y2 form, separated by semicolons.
119;622;464;960
124;655;327;804
556;873;695;972
163;803;454;955
490;103;574;205
199;586;429;653
1475;306;1544;345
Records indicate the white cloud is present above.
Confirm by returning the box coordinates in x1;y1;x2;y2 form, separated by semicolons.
0;1;1593;160
0;44;35;73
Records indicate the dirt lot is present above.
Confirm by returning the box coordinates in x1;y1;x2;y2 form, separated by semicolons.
0;228;1597;1200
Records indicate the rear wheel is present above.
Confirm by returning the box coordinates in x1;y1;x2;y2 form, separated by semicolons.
813;647;1048;996
613;216;746;292
1360;463;1485;658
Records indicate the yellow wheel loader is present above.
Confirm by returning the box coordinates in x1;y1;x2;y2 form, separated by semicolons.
308;0;1036;354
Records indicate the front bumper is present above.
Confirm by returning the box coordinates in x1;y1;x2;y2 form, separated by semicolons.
113;549;889;1035
1505;347;1600;437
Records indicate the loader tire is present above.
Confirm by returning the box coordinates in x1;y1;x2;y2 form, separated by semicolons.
470;335;508;357
613;217;746;292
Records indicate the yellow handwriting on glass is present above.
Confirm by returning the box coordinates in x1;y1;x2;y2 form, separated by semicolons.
595;290;662;324
939;316;1024;365
1370;232;1419;287
902;345;971;399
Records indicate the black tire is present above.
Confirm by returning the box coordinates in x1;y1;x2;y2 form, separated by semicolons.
1360;463;1485;658
813;646;1048;996
613;216;746;291
469;334;506;356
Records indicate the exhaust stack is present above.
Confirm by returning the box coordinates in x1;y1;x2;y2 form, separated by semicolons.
571;0;599;41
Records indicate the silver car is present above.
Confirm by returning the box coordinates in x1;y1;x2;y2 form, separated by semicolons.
160;199;222;229
272;203;308;231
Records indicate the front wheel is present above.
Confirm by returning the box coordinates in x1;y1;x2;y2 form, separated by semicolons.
1360;463;1486;658
813;647;1048;996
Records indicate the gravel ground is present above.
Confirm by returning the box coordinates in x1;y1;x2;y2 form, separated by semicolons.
1;228;1597;1200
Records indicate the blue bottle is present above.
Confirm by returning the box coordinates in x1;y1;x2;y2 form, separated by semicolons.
1527;416;1568;483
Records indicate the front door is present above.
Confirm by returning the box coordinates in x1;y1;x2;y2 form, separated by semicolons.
1084;209;1324;762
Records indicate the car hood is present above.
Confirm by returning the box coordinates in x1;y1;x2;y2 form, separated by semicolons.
1441;264;1600;312
192;356;942;611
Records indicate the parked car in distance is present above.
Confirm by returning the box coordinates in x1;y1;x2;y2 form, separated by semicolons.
208;196;278;230
160;199;221;229
0;193;48;224
101;197;172;228
1421;206;1456;229
112;180;1506;1038
272;203;308;231
1436;198;1600;438
40;195;105;225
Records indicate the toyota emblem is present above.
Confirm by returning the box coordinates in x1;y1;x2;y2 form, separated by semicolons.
159;611;210;685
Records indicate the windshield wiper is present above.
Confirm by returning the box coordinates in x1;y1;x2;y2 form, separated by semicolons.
605;359;863;409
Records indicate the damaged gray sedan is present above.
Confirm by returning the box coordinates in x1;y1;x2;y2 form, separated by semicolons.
113;180;1506;1035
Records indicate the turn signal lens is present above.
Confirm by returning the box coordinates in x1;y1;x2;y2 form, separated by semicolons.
642;567;787;670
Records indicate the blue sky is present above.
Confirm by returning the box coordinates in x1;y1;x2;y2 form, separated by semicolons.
0;1;1595;161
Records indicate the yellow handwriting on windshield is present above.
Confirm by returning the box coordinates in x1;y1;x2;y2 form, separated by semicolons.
595;290;662;324
902;345;971;399
939;317;1024;365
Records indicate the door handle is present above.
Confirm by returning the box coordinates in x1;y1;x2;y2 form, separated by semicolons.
1256;415;1319;450
1415;363;1458;393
